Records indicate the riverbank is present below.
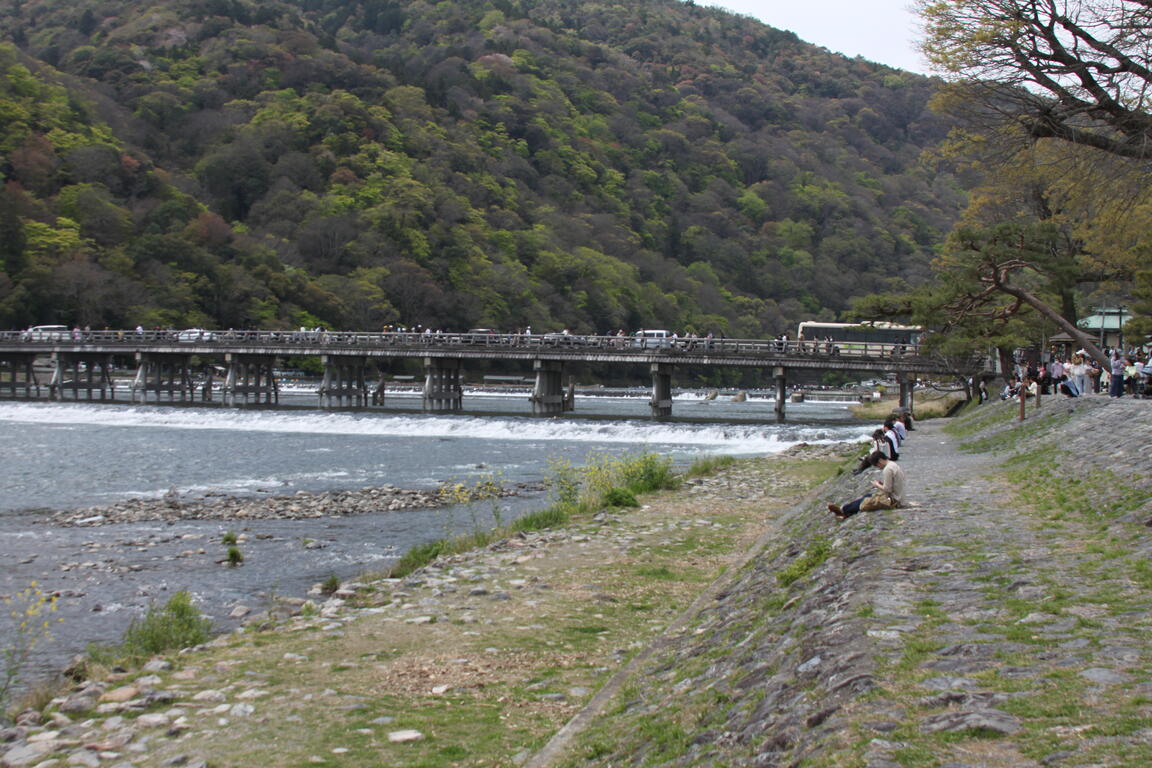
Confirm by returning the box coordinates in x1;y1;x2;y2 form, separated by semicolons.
3;396;1150;767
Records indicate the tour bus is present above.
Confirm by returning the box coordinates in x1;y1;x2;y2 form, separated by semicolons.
795;321;923;355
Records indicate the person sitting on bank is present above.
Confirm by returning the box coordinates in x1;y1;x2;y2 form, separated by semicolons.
828;452;905;520
852;428;892;475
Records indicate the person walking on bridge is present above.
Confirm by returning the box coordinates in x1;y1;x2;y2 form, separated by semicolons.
828;452;905;520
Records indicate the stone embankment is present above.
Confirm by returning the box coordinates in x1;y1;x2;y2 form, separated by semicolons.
45;483;538;527
2;397;1150;767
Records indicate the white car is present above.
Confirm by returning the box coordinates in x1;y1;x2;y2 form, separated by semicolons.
177;328;216;343
21;325;70;342
632;329;672;349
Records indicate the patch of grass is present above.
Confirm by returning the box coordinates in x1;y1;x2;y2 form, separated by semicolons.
89;590;212;666
226;545;244;566
777;538;832;587
635;566;679;580
683;455;737;478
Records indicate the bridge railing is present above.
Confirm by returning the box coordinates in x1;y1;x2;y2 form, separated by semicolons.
0;329;923;360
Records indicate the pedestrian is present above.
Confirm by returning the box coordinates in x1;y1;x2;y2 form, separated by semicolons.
827;452;906;520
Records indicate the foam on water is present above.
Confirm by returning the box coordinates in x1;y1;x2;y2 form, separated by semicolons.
0;402;868;454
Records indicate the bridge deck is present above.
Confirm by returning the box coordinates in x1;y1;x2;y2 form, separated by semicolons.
0;330;952;375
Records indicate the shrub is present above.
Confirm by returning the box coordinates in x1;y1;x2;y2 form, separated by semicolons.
221;530;238;546
226;546;244;566
92;591;211;665
602;486;639;508
321;574;340;595
2;585;59;722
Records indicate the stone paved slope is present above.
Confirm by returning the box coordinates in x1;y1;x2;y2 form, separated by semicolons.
3;399;1149;768
557;397;1152;767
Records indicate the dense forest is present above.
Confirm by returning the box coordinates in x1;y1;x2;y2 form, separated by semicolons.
0;0;966;336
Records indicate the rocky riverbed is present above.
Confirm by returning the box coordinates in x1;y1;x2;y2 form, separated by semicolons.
46;483;541;527
2;397;1150;767
0;481;546;691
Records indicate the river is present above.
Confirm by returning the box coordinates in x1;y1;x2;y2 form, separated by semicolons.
0;389;871;689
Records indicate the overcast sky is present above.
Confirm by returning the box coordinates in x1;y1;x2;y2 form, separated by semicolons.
704;0;930;74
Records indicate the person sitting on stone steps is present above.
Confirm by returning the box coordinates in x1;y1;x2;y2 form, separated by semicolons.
852;429;892;475
828;451;905;520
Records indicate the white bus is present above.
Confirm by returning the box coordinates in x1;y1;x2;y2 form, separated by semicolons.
795;321;923;355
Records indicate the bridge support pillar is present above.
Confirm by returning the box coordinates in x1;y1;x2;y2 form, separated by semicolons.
49;353;116;401
372;370;387;406
319;355;369;408
423;357;463;412
222;354;279;406
531;360;567;415
650;363;674;418
131;353;196;403
0;353;43;399
898;374;914;414
774;366;787;419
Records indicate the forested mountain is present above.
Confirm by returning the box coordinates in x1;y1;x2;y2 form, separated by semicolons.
0;0;965;335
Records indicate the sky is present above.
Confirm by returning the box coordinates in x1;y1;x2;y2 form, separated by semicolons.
704;0;929;74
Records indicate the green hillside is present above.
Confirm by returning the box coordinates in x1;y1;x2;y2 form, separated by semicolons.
0;0;964;335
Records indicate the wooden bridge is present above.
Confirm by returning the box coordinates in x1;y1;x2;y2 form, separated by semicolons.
0;329;961;418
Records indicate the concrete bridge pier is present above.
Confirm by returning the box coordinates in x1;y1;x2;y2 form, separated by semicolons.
650;363;674;418
222;354;279;406
423;357;463;412
372;370;387;406
131;353;195;403
774;366;787;420
318;355;369;408
50;353;116;401
531;359;567;415
0;353;42;398
898;374;915;414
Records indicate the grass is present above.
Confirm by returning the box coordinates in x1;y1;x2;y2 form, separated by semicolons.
776;537;832;587
88;590;212;666
850;390;962;421
388;452;683;578
683;455;737;478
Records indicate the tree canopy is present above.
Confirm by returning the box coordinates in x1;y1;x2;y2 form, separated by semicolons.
0;0;965;335
907;0;1152;356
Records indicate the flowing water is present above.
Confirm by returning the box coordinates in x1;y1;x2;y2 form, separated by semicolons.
0;389;870;685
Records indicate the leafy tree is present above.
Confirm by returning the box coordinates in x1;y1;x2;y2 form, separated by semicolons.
919;0;1152;336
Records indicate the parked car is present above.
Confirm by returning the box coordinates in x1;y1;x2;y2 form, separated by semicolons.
176;328;217;343
21;325;70;342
